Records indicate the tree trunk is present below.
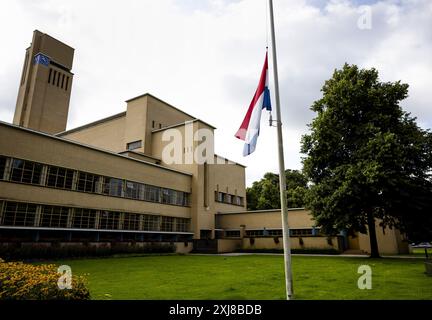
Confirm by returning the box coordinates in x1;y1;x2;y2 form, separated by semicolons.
367;211;380;258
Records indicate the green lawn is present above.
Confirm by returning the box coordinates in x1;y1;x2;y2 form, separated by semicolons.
51;255;432;300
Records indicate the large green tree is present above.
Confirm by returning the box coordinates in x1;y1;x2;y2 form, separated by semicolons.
246;170;308;210
301;64;432;257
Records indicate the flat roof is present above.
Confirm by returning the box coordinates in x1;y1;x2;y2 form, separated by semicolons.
126;93;200;122
151;118;216;133
57;93;217;136
214;154;246;168
0;121;192;177
34;29;75;50
56;111;126;136
217;208;306;215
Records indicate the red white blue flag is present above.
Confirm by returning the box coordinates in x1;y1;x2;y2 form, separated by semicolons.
235;52;271;156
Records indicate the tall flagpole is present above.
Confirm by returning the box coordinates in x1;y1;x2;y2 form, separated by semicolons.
268;0;294;300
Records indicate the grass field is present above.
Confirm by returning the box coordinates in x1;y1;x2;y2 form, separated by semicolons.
48;254;432;300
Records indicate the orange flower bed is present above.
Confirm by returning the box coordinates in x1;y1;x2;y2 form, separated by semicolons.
0;258;90;300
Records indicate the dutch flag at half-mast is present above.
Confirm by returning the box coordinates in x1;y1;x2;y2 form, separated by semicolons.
235;52;271;156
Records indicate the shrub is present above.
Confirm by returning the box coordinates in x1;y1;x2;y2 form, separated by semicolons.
299;237;304;246
0;258;90;300
0;242;176;261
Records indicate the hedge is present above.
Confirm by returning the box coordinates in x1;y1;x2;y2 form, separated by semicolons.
0;258;90;300
235;248;341;255
0;242;176;261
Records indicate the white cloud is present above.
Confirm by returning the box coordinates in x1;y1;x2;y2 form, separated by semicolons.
0;0;431;186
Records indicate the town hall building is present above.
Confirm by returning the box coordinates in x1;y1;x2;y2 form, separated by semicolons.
0;30;409;255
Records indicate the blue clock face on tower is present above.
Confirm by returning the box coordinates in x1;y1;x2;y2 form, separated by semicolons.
34;53;50;66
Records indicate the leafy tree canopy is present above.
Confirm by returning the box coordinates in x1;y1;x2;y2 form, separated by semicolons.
246;170;308;210
301;64;432;255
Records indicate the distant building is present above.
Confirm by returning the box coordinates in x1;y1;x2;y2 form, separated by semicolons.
0;30;409;255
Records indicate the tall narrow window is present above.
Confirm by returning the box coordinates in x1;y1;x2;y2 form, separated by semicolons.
61;74;65;88
152;120;155;128
56;72;61;87
0;156;6;180
52;70;57;85
48;68;52;84
65;76;69;91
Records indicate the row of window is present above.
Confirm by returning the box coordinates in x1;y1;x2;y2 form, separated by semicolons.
0;156;190;207
224;228;316;238
48;68;69;91
0;201;191;233
215;191;244;206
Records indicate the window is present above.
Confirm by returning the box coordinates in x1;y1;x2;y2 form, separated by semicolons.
48;68;52;84
126;140;142;151
152;120;155;128
144;185;160;202
76;171;98;193
175;191;184;206
234;196;243;206
65;76;69;91
268;229;283;236
125;181;142;199
10;159;42;184
245;230;264;237
225;194;232;204
71;208;96;229
52;70;57;85
162;188;176;204
61;74;65;89
182;193;190;206
46;166;74;189
174;191;189;206
103;177;123;197
175;218;190;233
142;215;160;231
0;156;6;180
99;211;120;230
40;205;69;228
225;230;240;238
216;192;224;202
291;229;313;236
161;216;174;232
1;202;36;227
123;213;140;231
56;72;61;86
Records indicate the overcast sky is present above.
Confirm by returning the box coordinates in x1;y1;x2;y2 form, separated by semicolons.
0;0;431;186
